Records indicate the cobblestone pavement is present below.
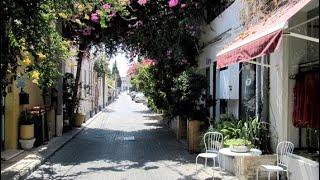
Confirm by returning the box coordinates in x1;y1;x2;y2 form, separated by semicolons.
26;93;237;180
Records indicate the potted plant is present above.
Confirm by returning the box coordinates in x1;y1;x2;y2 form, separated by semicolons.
74;113;85;127
19;111;36;150
225;138;252;153
172;69;210;153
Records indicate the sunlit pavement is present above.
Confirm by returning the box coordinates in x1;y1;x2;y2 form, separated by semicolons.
26;93;237;180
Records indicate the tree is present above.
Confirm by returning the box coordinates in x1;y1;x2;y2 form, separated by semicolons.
1;0;71;106
112;61;120;77
93;55;109;78
1;0;230;126
111;61;121;88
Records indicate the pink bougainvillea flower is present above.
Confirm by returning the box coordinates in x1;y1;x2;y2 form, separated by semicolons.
83;27;91;36
109;11;116;17
102;3;111;10
166;50;172;56
168;0;179;8
181;3;187;8
180;58;188;65
91;13;99;23
138;0;147;5
142;58;156;66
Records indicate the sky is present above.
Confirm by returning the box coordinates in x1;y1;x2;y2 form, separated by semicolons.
108;53;130;77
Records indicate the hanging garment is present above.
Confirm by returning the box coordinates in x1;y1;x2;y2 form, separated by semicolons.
293;71;319;128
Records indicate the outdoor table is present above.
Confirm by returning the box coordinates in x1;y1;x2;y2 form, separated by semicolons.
219;148;262;177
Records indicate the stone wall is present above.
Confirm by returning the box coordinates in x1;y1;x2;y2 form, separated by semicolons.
234;154;277;180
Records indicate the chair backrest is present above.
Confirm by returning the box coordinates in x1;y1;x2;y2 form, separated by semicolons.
276;141;294;168
203;132;223;153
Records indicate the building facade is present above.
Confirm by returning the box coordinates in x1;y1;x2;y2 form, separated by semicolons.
198;0;319;179
64;46;108;120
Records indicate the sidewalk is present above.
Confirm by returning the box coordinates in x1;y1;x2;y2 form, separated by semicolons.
1;110;103;180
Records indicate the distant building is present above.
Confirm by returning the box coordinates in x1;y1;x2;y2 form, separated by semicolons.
120;77;129;92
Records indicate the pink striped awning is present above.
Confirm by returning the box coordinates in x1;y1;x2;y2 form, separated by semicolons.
216;0;312;69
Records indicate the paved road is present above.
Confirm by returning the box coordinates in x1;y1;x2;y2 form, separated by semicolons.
26;93;236;180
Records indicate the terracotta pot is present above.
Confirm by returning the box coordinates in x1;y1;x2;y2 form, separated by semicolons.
20;124;34;139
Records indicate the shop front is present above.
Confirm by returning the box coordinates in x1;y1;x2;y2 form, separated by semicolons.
215;0;319;179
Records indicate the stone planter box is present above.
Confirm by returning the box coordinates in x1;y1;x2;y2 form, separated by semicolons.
234;154;277;180
288;154;319;180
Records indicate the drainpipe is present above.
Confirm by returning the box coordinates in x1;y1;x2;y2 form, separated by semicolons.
0;88;4;150
102;76;105;108
56;61;64;136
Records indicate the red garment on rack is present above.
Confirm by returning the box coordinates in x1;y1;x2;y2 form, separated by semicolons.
293;71;319;128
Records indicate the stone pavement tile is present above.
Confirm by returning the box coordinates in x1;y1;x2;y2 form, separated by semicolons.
1;108;104;180
25;94;238;180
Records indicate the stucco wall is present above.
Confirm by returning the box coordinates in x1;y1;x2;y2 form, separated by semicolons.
286;11;309;147
5;71;44;149
198;0;244;120
269;40;285;150
269;6;318;150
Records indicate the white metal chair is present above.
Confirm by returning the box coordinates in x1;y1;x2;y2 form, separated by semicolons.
256;141;294;180
196;132;223;179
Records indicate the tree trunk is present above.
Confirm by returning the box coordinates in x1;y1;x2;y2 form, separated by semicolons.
102;76;105;108
69;42;86;127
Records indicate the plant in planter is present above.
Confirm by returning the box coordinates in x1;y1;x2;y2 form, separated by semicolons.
74;113;85;127
171;68;211;153
19;111;35;150
225;138;252;153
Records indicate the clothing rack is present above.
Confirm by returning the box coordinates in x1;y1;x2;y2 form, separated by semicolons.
298;60;319;68
294;61;319;150
289;60;319;79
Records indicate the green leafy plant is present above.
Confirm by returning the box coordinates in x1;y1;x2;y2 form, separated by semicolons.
224;138;252;147
171;68;209;121
93;56;110;78
205;115;267;149
19;111;34;125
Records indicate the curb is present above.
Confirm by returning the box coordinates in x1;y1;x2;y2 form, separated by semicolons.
1;108;106;180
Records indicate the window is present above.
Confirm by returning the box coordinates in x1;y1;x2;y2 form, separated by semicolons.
205;0;235;24
240;62;256;120
206;67;210;98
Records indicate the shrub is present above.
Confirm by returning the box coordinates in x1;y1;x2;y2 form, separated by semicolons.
201;115;268;150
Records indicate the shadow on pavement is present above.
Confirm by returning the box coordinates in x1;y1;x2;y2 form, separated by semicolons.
27;120;200;180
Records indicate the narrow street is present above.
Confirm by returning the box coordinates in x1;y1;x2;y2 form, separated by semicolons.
26;94;232;180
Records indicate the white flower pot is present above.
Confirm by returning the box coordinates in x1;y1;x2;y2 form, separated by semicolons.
19;138;35;150
230;145;249;153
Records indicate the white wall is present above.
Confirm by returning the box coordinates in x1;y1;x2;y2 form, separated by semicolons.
198;0;244;120
269;40;285;150
289;155;319;180
286;11;309;147
269;4;319;150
